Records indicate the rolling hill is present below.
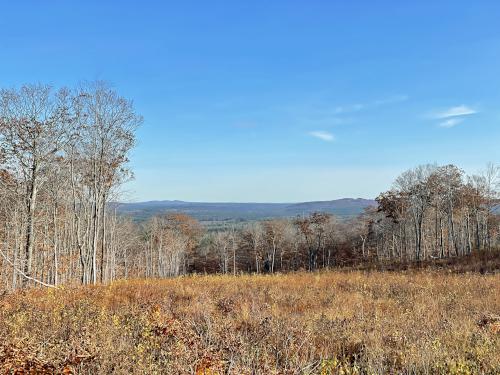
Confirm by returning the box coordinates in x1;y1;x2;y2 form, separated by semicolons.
115;198;377;223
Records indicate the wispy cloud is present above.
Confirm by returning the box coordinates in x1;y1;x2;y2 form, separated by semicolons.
332;105;358;115
435;105;477;119
332;95;408;115
309;131;335;141
431;104;478;129
438;118;464;128
373;94;409;106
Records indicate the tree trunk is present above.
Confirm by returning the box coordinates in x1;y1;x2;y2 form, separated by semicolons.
23;165;38;286
53;204;59;286
100;199;107;283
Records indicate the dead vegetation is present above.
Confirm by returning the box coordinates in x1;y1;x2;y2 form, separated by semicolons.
349;249;500;274
0;270;499;374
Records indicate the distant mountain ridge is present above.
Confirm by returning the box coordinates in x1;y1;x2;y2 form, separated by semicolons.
115;198;377;223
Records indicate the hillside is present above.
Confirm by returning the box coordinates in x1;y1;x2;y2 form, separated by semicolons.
115;198;377;223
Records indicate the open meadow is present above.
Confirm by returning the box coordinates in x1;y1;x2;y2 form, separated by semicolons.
1;269;499;374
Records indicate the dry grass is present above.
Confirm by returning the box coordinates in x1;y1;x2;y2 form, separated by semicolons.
0;271;499;374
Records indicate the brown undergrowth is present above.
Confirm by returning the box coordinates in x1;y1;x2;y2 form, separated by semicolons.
349;250;500;274
0;270;499;374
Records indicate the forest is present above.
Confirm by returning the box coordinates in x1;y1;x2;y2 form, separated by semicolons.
0;84;499;289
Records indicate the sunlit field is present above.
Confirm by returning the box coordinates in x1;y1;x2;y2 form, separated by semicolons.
1;270;499;374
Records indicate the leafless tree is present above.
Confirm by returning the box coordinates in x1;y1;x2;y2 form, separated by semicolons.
0;85;72;286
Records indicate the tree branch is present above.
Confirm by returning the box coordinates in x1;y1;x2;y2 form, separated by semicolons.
0;247;57;288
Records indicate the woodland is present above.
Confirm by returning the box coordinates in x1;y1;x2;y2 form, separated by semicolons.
0;84;498;289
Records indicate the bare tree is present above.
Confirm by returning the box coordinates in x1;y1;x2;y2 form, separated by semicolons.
0;85;72;286
71;81;142;284
394;165;436;260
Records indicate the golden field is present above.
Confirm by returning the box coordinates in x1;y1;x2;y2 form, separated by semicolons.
0;270;499;374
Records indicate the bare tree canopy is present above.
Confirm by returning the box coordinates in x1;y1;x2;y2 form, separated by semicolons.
0;82;142;288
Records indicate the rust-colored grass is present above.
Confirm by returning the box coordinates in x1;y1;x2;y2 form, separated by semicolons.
1;271;499;374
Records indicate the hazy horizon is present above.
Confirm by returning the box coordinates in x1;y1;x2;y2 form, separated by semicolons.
118;197;377;204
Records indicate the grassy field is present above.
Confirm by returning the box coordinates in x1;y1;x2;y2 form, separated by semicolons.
0;270;499;374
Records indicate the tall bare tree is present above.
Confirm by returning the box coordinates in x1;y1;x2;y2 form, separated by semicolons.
0;85;72;285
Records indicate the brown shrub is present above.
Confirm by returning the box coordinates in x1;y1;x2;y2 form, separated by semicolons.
0;271;499;374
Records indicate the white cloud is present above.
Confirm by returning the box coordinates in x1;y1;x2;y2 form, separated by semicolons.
431;104;478;128
331;95;408;115
439;118;464;128
436;105;477;119
309;131;335;141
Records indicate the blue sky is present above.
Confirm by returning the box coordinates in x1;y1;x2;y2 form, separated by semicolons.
1;1;499;202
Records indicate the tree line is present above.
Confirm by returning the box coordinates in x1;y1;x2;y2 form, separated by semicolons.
134;162;499;277
0;83;498;289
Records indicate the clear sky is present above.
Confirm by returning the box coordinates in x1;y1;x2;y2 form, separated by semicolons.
1;1;499;202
